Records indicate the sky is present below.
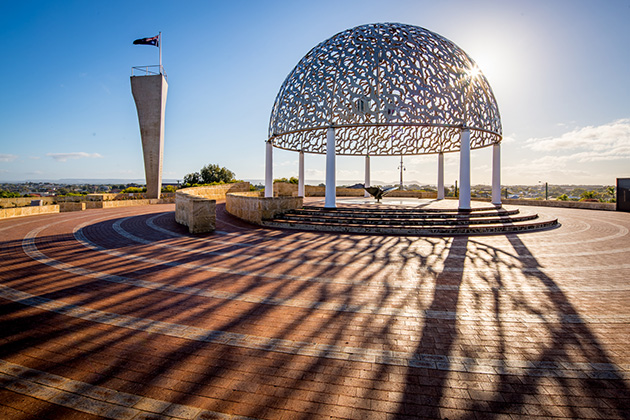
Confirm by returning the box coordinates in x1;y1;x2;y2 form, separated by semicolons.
0;0;629;187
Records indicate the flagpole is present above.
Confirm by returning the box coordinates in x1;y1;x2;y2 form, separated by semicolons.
159;32;162;74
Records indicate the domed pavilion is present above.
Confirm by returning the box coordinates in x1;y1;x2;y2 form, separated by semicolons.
266;22;502;209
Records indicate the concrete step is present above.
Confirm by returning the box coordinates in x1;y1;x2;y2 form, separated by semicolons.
294;208;520;219
262;205;559;236
277;213;539;226
262;218;559;236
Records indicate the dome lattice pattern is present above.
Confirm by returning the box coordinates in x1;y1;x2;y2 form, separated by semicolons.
268;23;502;156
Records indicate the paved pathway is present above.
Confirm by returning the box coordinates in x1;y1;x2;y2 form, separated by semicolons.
0;202;629;419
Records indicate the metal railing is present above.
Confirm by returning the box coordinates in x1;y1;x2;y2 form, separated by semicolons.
131;65;167;81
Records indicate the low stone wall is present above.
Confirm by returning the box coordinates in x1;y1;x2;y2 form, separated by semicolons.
178;183;250;201
472;197;616;211
86;199;172;209
388;190;438;199
273;182;298;197
271;183;437;199
0;197;56;208
0;205;60;219
226;192;303;225
84;193;176;202
175;183;250;233
272;182;367;197
59;202;86;212
175;193;216;234
0;193;176;220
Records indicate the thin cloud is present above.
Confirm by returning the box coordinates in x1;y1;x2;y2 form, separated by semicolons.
47;152;103;162
0;154;18;162
524;118;630;153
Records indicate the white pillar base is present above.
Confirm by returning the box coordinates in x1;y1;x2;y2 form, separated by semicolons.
265;141;273;198
437;152;444;200
324;127;336;208
364;155;371;198
298;150;305;197
458;129;471;211
491;143;501;206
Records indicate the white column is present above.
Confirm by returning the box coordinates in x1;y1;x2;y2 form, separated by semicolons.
437;152;444;200
298;150;305;197
458;128;471;210
491;143;501;206
364;155;371;198
324;127;336;208
265;141;273;198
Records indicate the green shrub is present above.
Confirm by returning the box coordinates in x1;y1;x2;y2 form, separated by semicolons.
121;187;146;194
0;190;21;198
161;185;177;193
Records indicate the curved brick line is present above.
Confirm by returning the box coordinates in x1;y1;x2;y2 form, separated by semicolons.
154;209;630;258
119;216;403;269
23;227;558;321
81;217;630;293
0;284;627;380
0;359;258;420
113;216;630;276
149;213;460;261
24;225;630;324
528;213;629;245
77;216;630;294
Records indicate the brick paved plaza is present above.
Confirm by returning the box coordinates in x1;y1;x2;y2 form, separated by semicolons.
0;200;629;419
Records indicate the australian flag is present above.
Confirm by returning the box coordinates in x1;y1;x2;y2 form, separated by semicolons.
133;35;159;47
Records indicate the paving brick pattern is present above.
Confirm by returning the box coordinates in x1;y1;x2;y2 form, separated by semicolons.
0;200;629;419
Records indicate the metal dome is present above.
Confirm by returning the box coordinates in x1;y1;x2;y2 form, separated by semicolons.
268;22;502;156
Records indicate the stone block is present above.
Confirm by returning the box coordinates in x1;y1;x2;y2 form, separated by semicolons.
59;202;86;212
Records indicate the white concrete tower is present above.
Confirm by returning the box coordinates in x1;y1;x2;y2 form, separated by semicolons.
131;74;168;199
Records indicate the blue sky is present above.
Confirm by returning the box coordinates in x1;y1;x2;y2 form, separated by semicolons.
0;0;629;186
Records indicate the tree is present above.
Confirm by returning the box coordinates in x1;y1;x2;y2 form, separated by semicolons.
200;164;235;184
557;194;568;201
580;190;596;200
183;172;202;186
274;177;299;184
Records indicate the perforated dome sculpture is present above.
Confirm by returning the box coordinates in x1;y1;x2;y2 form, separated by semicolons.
268;22;502;156
265;22;503;209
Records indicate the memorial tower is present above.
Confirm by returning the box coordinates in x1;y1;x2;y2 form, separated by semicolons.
131;33;168;199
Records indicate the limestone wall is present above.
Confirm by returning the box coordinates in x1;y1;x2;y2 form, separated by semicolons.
59;202;86;212
388;190;438;199
272;182;367;197
174;183;249;233
0;197;56;208
273;182;298;197
226;192;303;225
84;193;176;201
175;193;216;233
85;199;172;209
0;205;60;219
472;197;616;211
179;182;250;201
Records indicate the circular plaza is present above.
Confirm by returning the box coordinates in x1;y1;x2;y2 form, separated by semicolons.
0;202;629;419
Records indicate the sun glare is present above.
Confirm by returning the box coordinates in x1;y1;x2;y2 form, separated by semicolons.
466;65;482;79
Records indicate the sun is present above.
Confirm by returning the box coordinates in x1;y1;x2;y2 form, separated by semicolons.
466;65;483;80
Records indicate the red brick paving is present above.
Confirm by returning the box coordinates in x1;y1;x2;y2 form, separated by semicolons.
0;202;629;419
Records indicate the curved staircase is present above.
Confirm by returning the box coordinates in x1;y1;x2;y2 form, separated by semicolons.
262;204;559;236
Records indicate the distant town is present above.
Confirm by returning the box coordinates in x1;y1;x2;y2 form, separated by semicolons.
0;181;617;203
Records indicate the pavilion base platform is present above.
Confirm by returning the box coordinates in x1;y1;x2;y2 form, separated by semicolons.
262;198;559;236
